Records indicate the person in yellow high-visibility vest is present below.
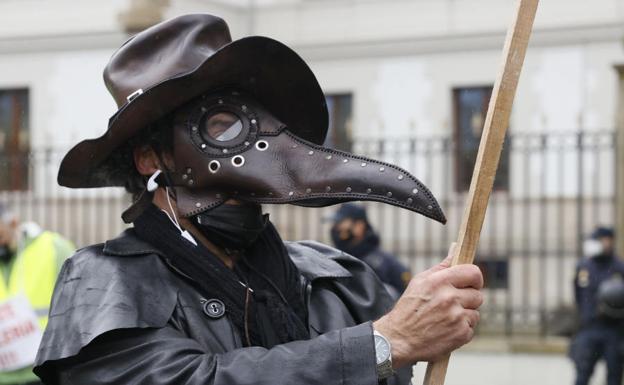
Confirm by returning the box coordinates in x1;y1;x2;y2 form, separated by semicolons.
0;204;74;385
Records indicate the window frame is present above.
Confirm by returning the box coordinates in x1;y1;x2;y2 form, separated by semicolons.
452;85;509;193
0;88;30;191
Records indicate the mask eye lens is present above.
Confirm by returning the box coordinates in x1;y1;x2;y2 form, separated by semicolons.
202;111;243;142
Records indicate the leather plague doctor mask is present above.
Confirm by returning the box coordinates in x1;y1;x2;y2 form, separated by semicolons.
154;89;446;224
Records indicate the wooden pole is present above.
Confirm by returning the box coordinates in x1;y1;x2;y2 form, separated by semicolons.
422;0;539;384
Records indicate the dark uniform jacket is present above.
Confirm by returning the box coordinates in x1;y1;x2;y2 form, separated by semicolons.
34;229;411;385
361;247;411;298
575;254;624;328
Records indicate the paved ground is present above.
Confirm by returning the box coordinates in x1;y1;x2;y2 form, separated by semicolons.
411;351;607;385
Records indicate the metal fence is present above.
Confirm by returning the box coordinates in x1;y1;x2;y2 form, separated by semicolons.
0;130;616;336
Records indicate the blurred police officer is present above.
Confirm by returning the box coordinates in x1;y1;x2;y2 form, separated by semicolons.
572;227;624;385
330;203;411;298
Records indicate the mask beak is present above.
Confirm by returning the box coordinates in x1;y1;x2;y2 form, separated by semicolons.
170;130;446;224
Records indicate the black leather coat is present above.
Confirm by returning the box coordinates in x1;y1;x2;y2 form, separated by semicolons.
34;229;412;385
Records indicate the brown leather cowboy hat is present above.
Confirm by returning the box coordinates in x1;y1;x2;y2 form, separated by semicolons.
58;13;328;188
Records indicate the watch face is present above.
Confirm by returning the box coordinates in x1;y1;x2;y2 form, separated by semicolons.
374;334;391;364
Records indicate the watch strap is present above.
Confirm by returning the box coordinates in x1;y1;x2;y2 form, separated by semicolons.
373;330;395;380
377;358;394;380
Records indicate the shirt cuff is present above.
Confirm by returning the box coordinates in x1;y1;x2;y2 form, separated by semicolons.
340;322;378;385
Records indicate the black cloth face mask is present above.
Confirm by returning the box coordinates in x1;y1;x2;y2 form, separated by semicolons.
331;227;355;250
193;202;269;253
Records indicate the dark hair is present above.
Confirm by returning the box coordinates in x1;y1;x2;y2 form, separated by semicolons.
106;115;175;199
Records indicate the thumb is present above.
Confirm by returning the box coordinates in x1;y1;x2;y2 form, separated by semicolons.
423;243;457;276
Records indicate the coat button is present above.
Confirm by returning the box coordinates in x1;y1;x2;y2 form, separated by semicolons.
203;299;225;319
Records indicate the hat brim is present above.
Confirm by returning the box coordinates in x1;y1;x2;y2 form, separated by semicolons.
58;36;329;188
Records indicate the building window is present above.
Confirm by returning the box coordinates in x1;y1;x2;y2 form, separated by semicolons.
453;86;509;192
324;94;353;152
0;89;30;191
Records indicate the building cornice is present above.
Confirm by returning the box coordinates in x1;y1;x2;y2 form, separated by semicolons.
294;23;624;62
0;31;129;55
0;23;621;59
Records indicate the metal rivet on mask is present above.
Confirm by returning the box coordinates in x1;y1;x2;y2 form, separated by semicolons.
305;188;312;194
208;160;221;174
366;188;372;194
288;191;294;196
428;205;433;210
379;167;385;172
361;162;367;167
412;188;419;194
326;155;332;160
192;126;198;132
292;144;298;149
216;193;222;199
201;107;207;112
222;149;229;154
251;119;257;125
242;105;247;111
256;140;269;151
218;99;224;104
182;174;188;180
346;187;352;192
201;144;207;149
387;192;393;198
343;159;349;163
308;151;314;156
268;192;274;196
407;198;413;204
188;179;194;186
186;168;192;174
398;175;404;180
244;141;250;146
231;155;245;167
325;186;331;192
195;202;201;208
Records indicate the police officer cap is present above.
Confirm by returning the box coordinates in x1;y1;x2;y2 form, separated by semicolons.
591;227;614;240
331;203;368;223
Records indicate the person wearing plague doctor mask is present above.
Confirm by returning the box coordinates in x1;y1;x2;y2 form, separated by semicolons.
0;203;73;385
33;14;483;385
572;227;624;385
330;203;411;299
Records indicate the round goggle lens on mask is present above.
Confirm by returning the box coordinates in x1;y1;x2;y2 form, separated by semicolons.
202;111;244;142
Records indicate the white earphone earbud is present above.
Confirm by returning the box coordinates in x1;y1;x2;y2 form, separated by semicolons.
147;170;162;192
146;169;198;246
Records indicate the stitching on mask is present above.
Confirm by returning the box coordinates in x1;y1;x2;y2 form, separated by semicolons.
283;131;442;214
247;193;444;222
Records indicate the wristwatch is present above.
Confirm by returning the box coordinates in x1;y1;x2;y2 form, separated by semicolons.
373;329;394;381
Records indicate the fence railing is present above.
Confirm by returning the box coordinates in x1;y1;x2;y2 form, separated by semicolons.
0;130;616;336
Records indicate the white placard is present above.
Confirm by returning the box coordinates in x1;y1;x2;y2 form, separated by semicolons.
0;295;43;371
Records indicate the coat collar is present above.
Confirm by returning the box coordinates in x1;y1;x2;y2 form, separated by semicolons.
284;241;352;280
103;229;163;257
103;229;351;280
